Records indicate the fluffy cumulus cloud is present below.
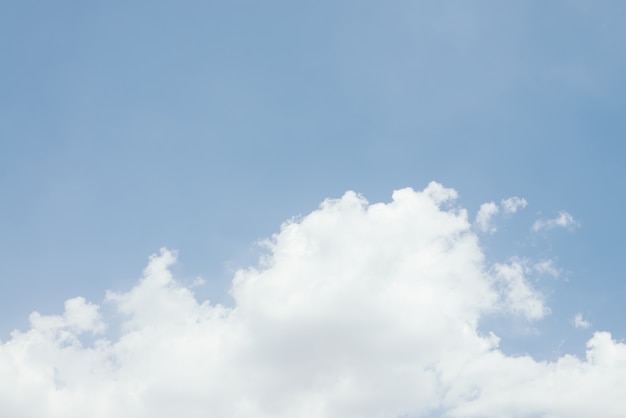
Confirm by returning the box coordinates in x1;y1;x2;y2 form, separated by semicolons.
532;211;579;232
1;182;625;417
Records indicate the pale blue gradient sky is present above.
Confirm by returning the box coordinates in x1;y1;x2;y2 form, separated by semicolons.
1;1;625;358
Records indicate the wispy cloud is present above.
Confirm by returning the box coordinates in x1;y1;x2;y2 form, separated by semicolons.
0;183;622;418
475;201;499;233
532;210;580;232
501;196;528;214
492;260;550;320
474;196;527;233
534;259;561;277
574;313;591;329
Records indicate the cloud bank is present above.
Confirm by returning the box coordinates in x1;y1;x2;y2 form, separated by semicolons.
1;182;624;418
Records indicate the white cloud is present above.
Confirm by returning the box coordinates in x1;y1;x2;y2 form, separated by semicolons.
501;196;528;214
534;259;561;277
491;260;550;321
1;182;624;417
474;196;527;234
475;201;499;233
532;210;580;232
574;313;591;329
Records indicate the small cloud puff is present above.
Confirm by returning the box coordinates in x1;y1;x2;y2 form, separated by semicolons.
532;211;579;232
574;313;591;329
475;202;499;233
492;260;550;321
501;196;528;214
474;196;527;233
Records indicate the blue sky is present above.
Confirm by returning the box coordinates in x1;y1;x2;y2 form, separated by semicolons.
1;2;626;416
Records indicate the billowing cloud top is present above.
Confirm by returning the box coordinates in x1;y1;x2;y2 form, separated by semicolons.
1;182;624;417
